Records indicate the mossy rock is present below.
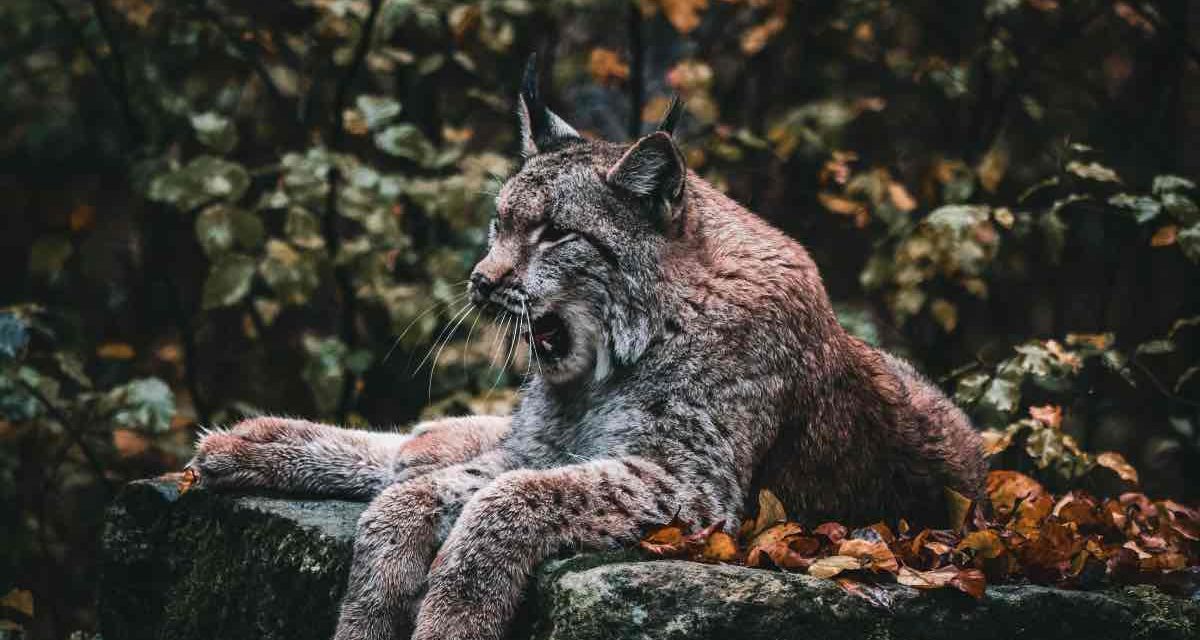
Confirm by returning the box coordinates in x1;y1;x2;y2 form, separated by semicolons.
100;480;1200;640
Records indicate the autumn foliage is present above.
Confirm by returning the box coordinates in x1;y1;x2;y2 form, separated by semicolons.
640;473;1200;601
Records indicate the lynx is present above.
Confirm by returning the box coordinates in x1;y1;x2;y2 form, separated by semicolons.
189;58;987;640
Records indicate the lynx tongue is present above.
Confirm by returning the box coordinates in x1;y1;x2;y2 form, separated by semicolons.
530;313;568;360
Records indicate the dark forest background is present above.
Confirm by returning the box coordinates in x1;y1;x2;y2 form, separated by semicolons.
1;0;1198;637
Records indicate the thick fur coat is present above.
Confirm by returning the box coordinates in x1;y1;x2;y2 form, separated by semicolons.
189;62;986;640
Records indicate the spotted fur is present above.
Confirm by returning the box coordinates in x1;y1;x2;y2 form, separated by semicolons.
190;62;986;640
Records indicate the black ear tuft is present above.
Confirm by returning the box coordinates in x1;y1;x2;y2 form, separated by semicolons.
517;53;580;157
656;95;685;136
605;131;686;204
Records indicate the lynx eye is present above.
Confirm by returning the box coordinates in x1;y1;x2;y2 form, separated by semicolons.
535;221;574;247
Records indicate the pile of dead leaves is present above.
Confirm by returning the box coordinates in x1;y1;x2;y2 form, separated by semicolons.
639;471;1200;602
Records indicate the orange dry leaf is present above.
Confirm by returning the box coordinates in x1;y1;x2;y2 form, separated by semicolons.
1044;340;1083;371
172;467;198;494
814;522;848;544
588;48;629;85
751;488;788;536
97;342;136;360
639;520;687;556
650;0;709;34
702;531;739;562
1054;493;1104;530
741;16;786;55
898;565;988;597
1151;225;1178;247
888;182;917;212
957;530;1006;560
818;193;869;227
808;555;862;579
987;470;1048;518
1096;451;1139;484
1029;404;1063;429
1065;333;1113;350
838;539;899;573
1012;493;1054;535
944;486;973;530
69;203;96;232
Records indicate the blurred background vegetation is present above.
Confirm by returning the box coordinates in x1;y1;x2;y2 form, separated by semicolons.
0;0;1198;637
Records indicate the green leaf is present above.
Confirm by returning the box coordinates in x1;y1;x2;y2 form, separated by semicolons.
202;253;257;310
1107;193;1161;224
0;313;29;362
1135;339;1176;356
1152;175;1196;195
301;334;347;416
1178;223;1200;264
1066;160;1120;183
284;207;326;250
979;376;1020;417
954;371;991;406
28;235;73;282
190;112;238;154
1162;193;1199;225
148;156;251;210
259;239;321;305
354;95;402;130
195;204;264;257
104;378;175;433
925;205;991;232
374;123;435;163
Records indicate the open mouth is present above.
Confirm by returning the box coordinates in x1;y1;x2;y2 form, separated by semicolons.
529;312;570;362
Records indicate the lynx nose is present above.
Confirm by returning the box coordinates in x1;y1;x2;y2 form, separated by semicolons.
469;271;496;304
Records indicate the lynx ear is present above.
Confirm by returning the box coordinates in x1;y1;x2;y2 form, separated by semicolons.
605;131;686;204
655;95;684;135
517;53;580;157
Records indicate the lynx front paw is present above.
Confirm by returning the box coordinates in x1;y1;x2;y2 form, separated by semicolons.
187;417;326;491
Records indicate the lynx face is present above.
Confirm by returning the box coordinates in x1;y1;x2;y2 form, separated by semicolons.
469;67;685;386
469;143;660;385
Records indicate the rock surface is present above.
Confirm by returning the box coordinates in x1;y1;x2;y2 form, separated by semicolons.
101;479;1200;640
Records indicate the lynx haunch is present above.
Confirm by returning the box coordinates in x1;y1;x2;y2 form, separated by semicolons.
190;57;987;640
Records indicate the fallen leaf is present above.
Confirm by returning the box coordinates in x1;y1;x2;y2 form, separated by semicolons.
751;488;788;536
1012;493;1054;535
640;521;687;556
702;531;739;562
945;486;973;530
987;470;1048;518
835;578;896;609
838;539;899;572
814;522;848;544
1096;451;1139;484
808;555;862;579
957;530;1006;560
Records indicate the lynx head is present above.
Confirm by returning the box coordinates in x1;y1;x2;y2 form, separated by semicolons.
469;56;687;386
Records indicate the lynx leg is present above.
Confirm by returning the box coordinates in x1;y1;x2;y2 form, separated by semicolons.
413;457;717;640
333;451;510;640
190;415;510;498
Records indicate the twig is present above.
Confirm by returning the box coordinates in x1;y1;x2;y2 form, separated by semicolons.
86;0;140;142
190;0;291;111
46;0;141;145
18;377;115;493
627;4;644;139
1132;356;1200;409
324;0;385;421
